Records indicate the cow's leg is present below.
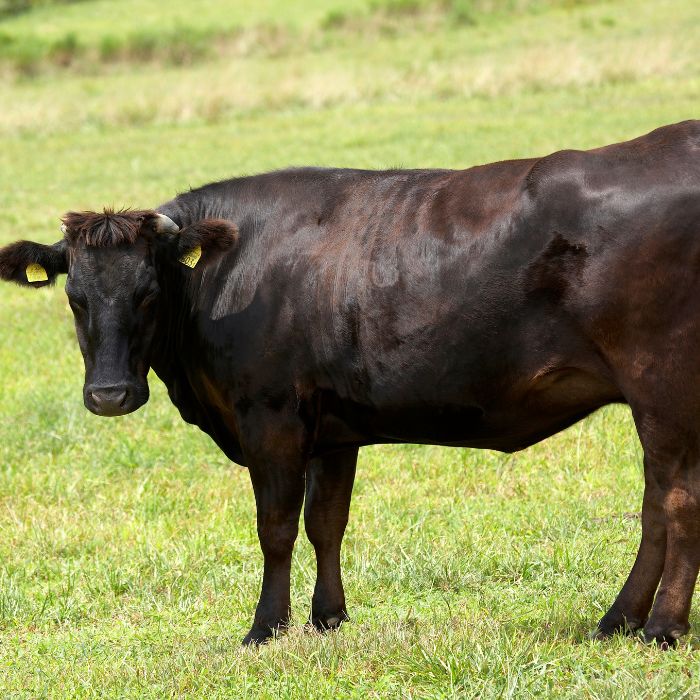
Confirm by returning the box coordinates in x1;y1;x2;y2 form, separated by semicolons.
642;458;700;646
241;412;308;646
595;463;666;637
304;447;358;631
598;407;700;646
243;458;305;645
243;459;305;645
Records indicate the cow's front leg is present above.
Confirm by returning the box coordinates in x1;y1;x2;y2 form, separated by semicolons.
243;460;305;645
241;415;307;646
304;447;358;631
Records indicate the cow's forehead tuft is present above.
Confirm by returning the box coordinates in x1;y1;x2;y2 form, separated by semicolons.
62;208;159;248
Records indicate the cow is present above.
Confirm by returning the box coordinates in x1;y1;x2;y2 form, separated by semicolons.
0;120;699;647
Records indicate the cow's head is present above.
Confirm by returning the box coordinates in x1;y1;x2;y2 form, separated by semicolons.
0;210;237;416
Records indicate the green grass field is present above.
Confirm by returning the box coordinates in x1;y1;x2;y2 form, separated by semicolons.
0;0;699;696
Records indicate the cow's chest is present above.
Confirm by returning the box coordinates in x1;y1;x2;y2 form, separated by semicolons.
158;359;246;465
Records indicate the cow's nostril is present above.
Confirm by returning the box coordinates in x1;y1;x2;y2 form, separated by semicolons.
88;386;131;415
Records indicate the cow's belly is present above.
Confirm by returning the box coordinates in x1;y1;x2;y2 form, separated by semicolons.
315;365;623;453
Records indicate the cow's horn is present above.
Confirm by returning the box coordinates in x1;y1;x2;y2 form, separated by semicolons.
155;213;180;233
60;223;67;234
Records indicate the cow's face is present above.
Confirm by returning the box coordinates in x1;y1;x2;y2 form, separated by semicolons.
65;236;160;416
0;210;237;417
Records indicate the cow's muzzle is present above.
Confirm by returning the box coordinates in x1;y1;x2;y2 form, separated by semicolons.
85;383;145;417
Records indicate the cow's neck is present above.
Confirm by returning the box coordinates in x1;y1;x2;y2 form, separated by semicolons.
148;252;244;460
149;255;199;395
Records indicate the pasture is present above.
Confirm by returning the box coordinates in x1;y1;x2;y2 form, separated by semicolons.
0;0;699;696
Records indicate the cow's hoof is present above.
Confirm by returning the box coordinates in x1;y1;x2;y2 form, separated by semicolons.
594;612;644;640
242;623;285;646
309;610;349;632
642;623;688;649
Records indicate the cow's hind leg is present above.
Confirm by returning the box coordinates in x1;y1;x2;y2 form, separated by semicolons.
642;445;700;646
304;447;358;631
596;461;666;637
598;408;700;646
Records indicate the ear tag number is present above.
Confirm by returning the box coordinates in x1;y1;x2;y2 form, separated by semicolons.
179;245;202;269
26;263;48;283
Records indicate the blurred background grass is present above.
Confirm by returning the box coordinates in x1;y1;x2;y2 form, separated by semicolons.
0;0;699;697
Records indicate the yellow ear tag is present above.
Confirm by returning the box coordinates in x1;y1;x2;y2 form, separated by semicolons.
179;245;202;269
26;263;48;283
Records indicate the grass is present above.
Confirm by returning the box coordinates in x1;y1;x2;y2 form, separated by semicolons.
0;0;662;77
0;0;696;136
0;0;699;696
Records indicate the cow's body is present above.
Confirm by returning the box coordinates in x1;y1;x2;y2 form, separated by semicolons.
2;120;700;646
155;122;697;459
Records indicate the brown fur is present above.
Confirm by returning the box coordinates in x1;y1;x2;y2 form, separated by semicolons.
62;209;160;247
176;219;239;257
0;240;67;286
61;210;238;253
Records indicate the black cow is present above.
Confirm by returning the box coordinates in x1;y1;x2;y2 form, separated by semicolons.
1;121;699;646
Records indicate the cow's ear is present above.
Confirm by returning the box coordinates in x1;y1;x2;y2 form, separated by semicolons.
173;219;238;270
0;240;68;288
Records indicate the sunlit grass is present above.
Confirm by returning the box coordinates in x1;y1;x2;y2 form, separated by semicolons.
0;0;697;135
